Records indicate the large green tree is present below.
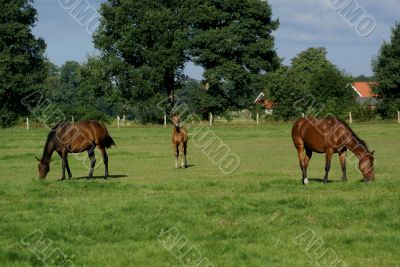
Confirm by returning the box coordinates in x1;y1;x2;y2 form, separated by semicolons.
372;22;400;119
186;0;280;113
94;0;187;115
0;0;47;127
93;0;280;121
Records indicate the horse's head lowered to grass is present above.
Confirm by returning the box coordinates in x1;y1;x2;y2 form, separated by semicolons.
359;151;375;182
36;156;52;179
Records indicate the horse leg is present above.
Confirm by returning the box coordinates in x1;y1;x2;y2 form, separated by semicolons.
174;144;179;168
324;148;333;184
183;142;188;168
61;151;68;180
65;158;72;179
88;150;96;178
58;151;72;178
98;146;108;179
296;146;307;184
179;143;184;168
339;151;347;181
304;148;312;180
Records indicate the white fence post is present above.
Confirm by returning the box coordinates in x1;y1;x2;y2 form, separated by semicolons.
256;113;259;126
164;113;167;128
302;113;305;118
117;116;120;128
398;111;400;124
209;113;213;126
71;116;74;124
26;118;29;130
349;112;352;124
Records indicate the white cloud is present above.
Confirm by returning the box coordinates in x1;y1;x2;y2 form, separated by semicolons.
267;0;398;75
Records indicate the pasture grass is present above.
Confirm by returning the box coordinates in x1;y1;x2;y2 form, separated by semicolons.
0;122;399;266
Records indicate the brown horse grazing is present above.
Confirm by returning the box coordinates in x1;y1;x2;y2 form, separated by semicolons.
36;120;115;180
172;114;188;168
292;116;375;185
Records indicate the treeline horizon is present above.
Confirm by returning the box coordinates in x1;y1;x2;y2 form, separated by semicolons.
1;0;399;127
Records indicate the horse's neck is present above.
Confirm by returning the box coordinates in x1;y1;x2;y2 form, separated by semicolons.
174;125;180;134
42;136;56;162
346;137;368;159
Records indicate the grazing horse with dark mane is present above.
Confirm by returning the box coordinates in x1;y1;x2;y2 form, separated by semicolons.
36;120;115;180
171;113;188;168
292;116;375;185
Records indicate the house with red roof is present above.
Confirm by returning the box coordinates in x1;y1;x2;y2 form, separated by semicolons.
351;82;379;107
254;92;274;114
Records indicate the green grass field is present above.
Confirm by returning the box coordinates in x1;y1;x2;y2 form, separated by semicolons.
0;122;399;266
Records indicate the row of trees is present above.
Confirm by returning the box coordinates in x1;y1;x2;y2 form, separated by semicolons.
265;47;355;120
1;0;399;127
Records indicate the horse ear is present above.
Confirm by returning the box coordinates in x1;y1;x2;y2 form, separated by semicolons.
35;156;41;162
371;150;375;155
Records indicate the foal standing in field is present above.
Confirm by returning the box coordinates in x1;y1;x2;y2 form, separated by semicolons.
37;120;115;180
292;116;375;185
172;114;188;168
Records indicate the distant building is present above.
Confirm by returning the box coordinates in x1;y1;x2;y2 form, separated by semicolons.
254;92;274;114
351;82;379;107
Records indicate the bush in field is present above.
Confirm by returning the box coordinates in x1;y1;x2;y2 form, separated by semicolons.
376;99;400;120
351;104;378;122
0;109;17;128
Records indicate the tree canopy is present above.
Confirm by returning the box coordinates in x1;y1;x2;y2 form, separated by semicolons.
93;0;188;115
266;47;355;120
372;22;400;119
93;0;280;119
3;1;399;126
186;0;280;113
0;0;47;127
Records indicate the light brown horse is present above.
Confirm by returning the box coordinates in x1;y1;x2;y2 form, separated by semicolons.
36;120;115;180
292;116;375;185
172;114;188;168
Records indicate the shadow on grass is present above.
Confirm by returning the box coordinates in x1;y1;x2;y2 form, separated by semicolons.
308;178;336;184
309;178;369;184
69;174;128;180
174;164;196;169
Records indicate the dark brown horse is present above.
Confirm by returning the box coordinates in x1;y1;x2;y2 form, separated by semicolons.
36;120;115;180
172;114;188;168
292;116;375;185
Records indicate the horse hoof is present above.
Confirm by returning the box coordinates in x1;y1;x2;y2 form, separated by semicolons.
303;178;309;185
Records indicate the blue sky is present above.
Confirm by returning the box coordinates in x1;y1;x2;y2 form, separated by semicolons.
32;0;399;79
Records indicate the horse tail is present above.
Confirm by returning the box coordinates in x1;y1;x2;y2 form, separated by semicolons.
104;132;116;148
100;122;116;148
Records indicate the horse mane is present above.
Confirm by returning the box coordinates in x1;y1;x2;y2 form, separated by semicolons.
43;123;68;152
334;117;370;153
